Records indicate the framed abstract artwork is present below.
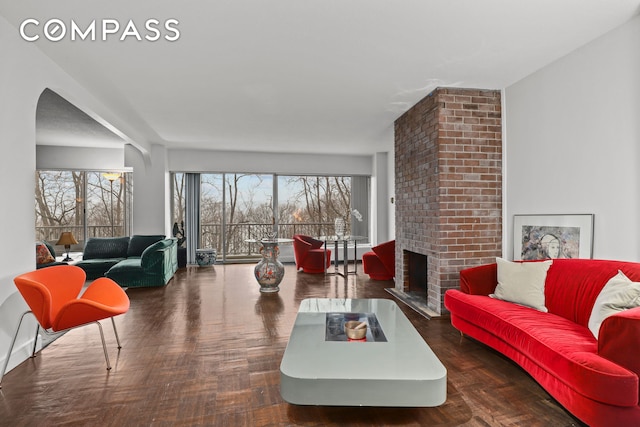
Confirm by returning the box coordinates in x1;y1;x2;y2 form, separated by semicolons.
513;214;594;261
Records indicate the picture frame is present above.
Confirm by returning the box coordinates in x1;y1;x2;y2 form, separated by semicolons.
513;214;594;261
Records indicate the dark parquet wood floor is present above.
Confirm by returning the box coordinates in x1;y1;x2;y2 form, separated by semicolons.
0;264;584;426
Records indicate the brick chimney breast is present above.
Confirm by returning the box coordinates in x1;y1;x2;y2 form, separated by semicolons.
394;88;502;315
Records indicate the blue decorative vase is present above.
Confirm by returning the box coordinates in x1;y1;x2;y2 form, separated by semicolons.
196;248;217;266
254;240;285;293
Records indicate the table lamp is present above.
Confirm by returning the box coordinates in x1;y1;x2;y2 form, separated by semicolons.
56;232;78;261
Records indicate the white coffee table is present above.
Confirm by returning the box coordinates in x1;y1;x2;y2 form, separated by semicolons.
280;298;447;407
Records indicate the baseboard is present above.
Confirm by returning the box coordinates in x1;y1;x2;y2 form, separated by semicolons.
0;336;40;375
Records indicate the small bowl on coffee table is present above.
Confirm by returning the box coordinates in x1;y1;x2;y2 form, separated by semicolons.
344;320;367;340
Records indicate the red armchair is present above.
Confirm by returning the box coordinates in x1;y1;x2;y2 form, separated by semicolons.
363;240;395;280
293;235;331;274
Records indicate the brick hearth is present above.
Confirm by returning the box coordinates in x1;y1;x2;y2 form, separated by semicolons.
394;87;502;315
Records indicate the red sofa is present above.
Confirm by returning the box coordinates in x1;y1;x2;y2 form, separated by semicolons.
444;259;640;427
293;235;331;274
362;240;395;280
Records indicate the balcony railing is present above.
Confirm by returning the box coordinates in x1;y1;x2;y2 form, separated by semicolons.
202;222;335;257
36;225;124;245
36;222;354;258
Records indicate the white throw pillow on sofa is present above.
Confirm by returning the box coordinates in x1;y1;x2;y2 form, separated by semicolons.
492;257;553;312
588;270;640;339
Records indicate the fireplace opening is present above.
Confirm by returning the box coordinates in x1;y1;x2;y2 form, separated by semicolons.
385;249;433;319
405;251;427;297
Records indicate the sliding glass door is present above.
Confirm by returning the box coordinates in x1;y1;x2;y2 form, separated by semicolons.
199;174;223;254
171;172;369;264
223;173;273;260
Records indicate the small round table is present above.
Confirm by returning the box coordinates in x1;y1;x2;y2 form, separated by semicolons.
318;235;367;276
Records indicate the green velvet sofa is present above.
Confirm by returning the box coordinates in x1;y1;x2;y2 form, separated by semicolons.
75;235;178;288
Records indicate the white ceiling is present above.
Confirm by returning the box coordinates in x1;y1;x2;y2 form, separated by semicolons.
2;0;639;155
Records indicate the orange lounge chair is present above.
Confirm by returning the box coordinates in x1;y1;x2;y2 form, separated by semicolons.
0;265;130;387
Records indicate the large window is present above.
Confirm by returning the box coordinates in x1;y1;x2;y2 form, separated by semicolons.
278;175;367;238
35;170;132;249
171;172;370;262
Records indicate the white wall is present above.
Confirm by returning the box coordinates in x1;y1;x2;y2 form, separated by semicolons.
36;145;125;171
0;15;139;374
504;15;640;261
168;148;373;176
0;18;41;375
125;144;171;236
372;152;390;243
387;148;396;239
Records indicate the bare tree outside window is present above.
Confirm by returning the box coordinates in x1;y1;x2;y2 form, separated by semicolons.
224;174;272;255
35;170;131;247
34;171;83;242
86;172;126;237
279;176;351;237
171;172;362;261
200;174;223;251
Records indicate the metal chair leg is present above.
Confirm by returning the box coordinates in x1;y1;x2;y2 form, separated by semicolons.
94;321;112;370
111;317;122;349
3;315;121;385
0;311;32;389
31;325;40;357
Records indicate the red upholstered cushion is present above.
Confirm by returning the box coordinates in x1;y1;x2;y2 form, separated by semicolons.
302;248;331;274
445;289;639;408
297;234;324;249
462;259;640;325
293;235;313;269
599;306;640;385
544;259;640;327
363;251;393;280
459;263;498;295
372;240;395;277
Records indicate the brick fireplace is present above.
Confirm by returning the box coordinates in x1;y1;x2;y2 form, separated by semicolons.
394;87;502;315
